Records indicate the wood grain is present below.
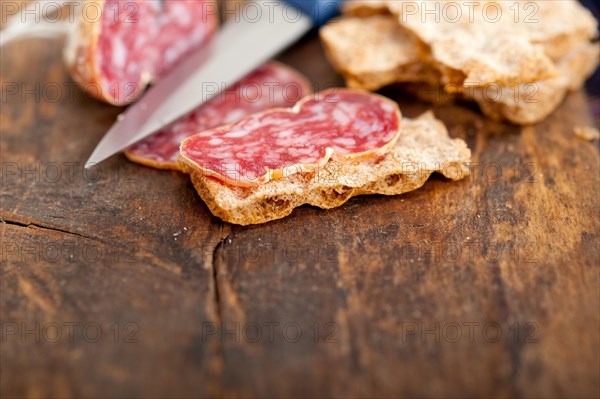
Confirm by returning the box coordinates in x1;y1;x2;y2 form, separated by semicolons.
1;31;599;398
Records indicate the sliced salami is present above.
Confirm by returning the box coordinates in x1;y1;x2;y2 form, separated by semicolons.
179;89;402;187
125;62;312;170
64;0;217;105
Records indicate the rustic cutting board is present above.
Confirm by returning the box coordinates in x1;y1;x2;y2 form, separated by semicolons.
1;31;599;398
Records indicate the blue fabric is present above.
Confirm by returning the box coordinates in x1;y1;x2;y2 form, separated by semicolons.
580;0;600;98
282;0;343;27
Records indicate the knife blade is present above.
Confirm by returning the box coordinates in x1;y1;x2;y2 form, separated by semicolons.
85;0;342;169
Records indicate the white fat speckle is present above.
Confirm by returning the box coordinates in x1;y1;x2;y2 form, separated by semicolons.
278;130;294;138
332;109;350;125
380;102;394;113
223;109;245;123
224;130;248;138
112;38;127;69
165;48;177;64
335;137;356;146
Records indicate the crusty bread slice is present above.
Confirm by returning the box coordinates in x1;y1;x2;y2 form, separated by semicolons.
508;0;598;61
469;42;600;125
179;112;471;225
320;15;440;90
405;42;600;125
321;14;599;125
341;1;597;87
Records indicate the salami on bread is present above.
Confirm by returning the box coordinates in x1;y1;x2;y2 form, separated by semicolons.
178;90;471;225
179;89;403;187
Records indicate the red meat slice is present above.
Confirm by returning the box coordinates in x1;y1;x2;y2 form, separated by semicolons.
125;62;312;170
64;0;217;105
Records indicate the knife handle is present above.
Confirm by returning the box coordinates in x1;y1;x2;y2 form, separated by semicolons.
282;0;343;27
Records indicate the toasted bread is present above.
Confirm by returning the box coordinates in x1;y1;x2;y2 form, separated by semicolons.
470;42;600;124
341;0;597;88
320;15;440;90
320;12;599;124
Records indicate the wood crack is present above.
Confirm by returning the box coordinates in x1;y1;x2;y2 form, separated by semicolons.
491;265;523;397
211;223;231;322
0;218;106;245
200;222;232;396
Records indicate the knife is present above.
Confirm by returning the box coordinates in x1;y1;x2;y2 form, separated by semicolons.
85;0;342;169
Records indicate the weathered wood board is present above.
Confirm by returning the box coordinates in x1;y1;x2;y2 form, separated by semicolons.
1;30;599;398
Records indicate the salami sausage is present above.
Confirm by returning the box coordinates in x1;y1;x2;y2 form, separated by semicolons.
179;89;402;187
125;62;312;170
64;0;217;105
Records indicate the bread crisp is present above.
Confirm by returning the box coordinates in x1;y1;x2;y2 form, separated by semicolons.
320;15;440;90
469;42;600;124
398;42;600;125
341;0;597;87
320;11;599;124
179;112;471;225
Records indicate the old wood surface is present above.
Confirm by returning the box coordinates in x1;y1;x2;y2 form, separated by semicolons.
1;31;599;398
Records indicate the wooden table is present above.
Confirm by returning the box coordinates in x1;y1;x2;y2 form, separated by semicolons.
1;31;599;398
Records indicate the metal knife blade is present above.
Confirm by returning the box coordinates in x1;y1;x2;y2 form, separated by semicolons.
85;0;312;168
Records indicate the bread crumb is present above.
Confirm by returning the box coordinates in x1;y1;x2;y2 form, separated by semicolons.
573;126;600;141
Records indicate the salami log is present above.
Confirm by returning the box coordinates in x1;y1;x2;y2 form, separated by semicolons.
64;0;217;105
125;62;312;170
179;89;403;187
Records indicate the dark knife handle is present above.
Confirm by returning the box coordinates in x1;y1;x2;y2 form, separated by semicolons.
282;0;344;27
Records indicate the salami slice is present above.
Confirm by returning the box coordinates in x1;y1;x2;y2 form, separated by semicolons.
125;62;312;170
179;89;402;187
64;0;217;105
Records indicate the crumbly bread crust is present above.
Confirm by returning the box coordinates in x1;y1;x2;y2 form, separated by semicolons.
179;112;471;225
